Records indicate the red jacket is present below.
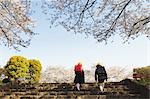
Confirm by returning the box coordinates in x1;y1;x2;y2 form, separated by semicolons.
74;63;82;72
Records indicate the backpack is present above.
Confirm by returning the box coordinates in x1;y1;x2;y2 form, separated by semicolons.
97;66;106;74
74;63;82;72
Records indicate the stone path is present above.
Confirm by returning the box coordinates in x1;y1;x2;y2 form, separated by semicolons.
0;79;149;99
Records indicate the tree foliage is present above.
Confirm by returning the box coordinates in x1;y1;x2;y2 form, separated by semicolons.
0;0;35;50
0;67;4;76
1;0;149;49
135;66;150;86
28;59;42;83
4;56;29;80
42;0;150;43
4;56;42;83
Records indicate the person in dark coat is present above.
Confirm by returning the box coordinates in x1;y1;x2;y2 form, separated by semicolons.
74;62;85;91
95;64;107;92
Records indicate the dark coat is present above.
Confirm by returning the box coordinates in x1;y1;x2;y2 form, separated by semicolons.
74;70;85;84
95;66;107;83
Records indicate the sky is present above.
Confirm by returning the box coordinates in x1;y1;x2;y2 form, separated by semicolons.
0;1;150;71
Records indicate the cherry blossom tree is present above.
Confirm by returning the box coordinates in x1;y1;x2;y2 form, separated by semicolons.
42;0;150;43
0;0;35;50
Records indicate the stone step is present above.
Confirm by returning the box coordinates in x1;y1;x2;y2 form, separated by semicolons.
39;95;106;99
35;82;126;88
1;86;129;93
20;94;141;99
0;82;126;88
0;80;149;98
1;83;129;92
1;94;141;99
0;90;140;98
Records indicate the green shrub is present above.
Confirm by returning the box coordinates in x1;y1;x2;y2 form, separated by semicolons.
0;67;5;76
3;56;42;84
0;68;3;74
4;56;29;81
135;66;150;86
0;67;5;84
28;59;42;83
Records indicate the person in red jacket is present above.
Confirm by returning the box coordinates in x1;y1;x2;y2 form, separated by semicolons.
74;62;85;91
